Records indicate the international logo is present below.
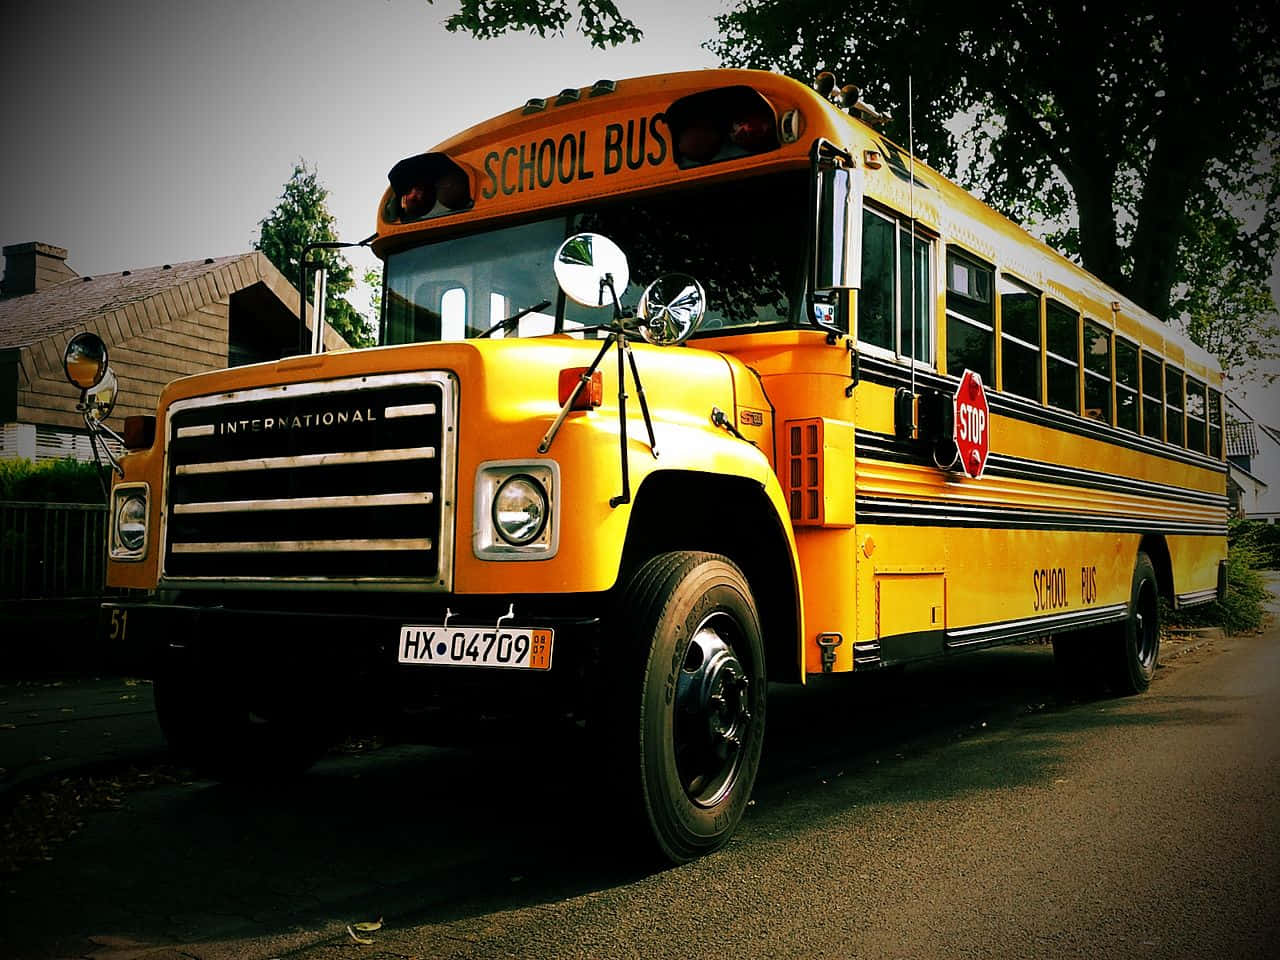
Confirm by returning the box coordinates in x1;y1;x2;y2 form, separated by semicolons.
218;407;377;435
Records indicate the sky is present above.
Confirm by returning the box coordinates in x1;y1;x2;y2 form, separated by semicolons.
2;0;1277;419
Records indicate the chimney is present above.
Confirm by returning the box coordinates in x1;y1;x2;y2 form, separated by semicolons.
1;242;78;298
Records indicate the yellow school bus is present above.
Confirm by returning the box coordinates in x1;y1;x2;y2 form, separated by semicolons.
69;68;1227;862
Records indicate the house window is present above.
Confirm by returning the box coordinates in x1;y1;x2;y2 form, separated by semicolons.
859;207;933;363
1141;352;1163;440
1115;338;1139;433
1082;320;1112;424
945;249;994;383
1165;366;1184;447
1045;299;1080;414
998;275;1040;401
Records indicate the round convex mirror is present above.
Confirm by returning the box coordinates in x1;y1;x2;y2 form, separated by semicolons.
553;233;630;309
63;332;109;390
636;274;706;345
84;368;118;423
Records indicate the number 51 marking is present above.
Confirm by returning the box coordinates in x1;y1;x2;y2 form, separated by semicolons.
108;609;128;641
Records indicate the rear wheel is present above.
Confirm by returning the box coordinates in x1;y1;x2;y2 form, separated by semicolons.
605;551;767;863
1108;550;1161;695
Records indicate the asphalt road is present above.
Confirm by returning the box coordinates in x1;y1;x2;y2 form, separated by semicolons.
2;619;1277;959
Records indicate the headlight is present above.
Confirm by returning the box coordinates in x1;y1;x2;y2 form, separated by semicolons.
110;484;149;560
474;460;559;559
492;475;548;545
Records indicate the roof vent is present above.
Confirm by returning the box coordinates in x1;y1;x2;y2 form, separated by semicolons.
121;270;131;276
204;257;215;264
162;264;171;269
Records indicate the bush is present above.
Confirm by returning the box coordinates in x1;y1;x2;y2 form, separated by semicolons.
1232;519;1280;569
0;458;106;504
1169;533;1271;635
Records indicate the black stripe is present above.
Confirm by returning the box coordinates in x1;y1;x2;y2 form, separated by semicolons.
945;604;1128;647
856;496;1227;536
856;430;1229;510
857;355;1228;475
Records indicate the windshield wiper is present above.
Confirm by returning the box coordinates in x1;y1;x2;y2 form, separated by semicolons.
477;299;553;339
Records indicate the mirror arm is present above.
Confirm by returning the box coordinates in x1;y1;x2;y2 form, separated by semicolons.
80;406;125;481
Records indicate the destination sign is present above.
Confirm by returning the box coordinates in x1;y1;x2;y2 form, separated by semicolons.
479;113;670;199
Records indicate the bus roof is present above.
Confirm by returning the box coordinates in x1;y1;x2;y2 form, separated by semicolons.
376;67;1220;382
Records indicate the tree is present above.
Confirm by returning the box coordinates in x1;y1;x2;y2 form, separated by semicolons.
427;0;641;48
255;161;376;349
709;0;1280;377
430;0;1280;380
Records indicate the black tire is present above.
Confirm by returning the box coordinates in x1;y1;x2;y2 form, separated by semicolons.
605;551;767;863
154;657;334;781
1107;550;1161;695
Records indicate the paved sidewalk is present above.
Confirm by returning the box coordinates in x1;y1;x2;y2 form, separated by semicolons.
0;676;165;797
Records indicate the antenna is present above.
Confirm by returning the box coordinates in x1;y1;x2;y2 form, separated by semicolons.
908;73;918;401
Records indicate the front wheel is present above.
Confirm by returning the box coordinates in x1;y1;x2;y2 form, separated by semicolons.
607;551;767;863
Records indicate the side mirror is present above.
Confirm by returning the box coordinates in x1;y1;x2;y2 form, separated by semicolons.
637;274;706;345
814;163;861;292
554;233;630;309
63;332;110;390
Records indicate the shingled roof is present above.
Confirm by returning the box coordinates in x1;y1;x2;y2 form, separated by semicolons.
0;251;340;357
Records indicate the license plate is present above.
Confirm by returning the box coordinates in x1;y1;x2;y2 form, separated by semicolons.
398;625;553;670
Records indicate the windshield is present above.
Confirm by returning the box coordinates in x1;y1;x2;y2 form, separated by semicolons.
381;171;809;345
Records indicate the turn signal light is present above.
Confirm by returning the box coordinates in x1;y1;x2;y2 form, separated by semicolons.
385;153;473;223
122;415;156;450
558;367;603;410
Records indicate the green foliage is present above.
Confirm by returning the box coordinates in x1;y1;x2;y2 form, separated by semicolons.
255;160;376;349
710;0;1280;376
0;458;105;504
362;266;383;344
428;0;642;48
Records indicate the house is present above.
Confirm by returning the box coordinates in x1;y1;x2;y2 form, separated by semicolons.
0;241;346;462
1225;394;1280;523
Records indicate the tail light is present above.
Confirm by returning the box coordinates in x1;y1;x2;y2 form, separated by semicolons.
665;86;782;169
385;153;473;223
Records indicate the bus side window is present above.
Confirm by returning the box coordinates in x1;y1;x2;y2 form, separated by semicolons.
441;287;466;341
1083;320;1112;423
1186;376;1207;453
945;249;993;383
1208;388;1223;458
1115;338;1140;432
997;274;1040;401
1141;351;1163;440
1165;365;1185;446
1045;300;1080;414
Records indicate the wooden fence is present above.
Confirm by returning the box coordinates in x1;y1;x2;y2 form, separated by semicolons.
0;501;109;599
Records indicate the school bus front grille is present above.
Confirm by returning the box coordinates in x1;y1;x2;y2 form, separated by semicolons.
161;372;456;587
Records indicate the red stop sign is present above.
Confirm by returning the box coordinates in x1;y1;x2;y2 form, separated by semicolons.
953;369;990;479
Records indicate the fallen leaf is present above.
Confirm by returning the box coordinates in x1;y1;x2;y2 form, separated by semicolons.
352;918;383;932
347;925;374;945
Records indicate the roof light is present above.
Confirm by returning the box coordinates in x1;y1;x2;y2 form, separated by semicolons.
386;153;474;223
523;97;547;115
589;79;616;97
665;86;783;169
555;87;581;106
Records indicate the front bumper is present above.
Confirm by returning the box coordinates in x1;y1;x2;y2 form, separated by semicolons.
100;597;602;716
